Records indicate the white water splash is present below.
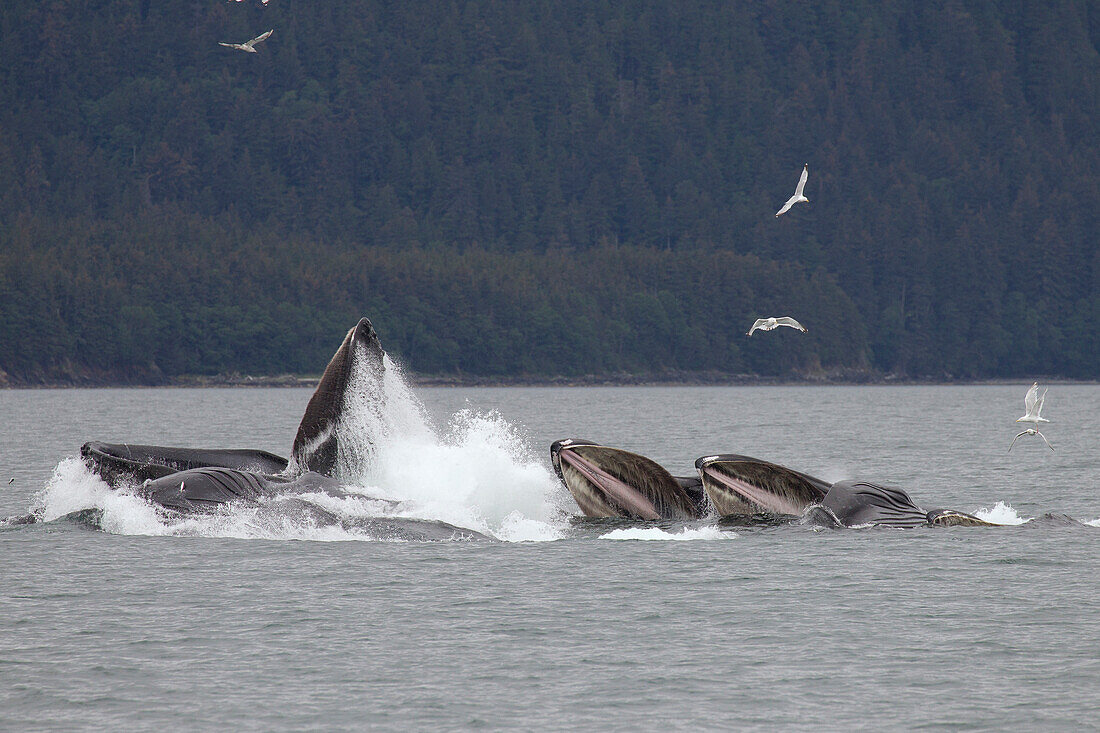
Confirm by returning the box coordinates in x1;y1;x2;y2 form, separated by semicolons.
598;526;732;541
36;350;571;542
325;351;569;539
36;458;169;535
973;501;1031;525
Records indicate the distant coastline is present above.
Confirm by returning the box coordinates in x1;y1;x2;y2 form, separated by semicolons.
1;371;1094;389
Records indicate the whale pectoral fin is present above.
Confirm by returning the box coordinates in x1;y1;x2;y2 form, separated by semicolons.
291;318;385;476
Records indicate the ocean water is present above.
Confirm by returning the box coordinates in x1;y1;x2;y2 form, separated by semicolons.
2;383;1099;730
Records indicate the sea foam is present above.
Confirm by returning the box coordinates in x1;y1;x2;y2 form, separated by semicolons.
973;500;1031;525
598;526;732;541
36;352;571;542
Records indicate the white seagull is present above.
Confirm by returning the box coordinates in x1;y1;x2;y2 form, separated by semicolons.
1009;382;1053;451
775;163;809;218
747;316;807;336
219;29;273;53
1009;428;1054;452
1016;382;1050;426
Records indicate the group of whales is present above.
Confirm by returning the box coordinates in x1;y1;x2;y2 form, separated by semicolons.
551;439;1001;528
70;317;1079;533
76;318;482;540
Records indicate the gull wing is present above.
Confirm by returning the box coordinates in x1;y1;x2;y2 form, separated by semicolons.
775;196;796;218
1036;388;1048;419
218;42;240;49
247;29;274;47
1007;431;1027;452
1037;430;1055;451
794;164;808;197
747;318;767;336
1023;382;1038;416
775;317;806;332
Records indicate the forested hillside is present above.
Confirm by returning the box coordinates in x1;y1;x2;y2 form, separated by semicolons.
1;0;1098;383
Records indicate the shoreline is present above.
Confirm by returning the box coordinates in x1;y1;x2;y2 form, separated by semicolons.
1;372;1095;389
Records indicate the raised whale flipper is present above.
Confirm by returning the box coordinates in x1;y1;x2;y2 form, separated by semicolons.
81;440;289;488
291;317;385;477
695;454;830;517
550;439;703;520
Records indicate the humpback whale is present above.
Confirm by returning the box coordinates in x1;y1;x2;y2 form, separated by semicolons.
75;318;486;539
696;454;830;516
697;454;997;527
696;454;998;527
552;440;998;528
550;439;706;520
83;317;382;497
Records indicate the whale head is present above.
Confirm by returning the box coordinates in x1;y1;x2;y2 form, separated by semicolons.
290;317;386;477
695;454;830;517
550;439;702;520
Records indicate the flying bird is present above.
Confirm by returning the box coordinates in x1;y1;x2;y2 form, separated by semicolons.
775;163;809;217
1016;382;1050;426
1008;428;1054;452
219;29;273;53
1009;382;1053;452
747;317;807;336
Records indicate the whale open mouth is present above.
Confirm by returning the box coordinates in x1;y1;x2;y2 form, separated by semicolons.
695;455;830;517
81;441;289;487
550;439;701;520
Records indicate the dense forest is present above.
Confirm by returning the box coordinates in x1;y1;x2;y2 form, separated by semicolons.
1;0;1098;384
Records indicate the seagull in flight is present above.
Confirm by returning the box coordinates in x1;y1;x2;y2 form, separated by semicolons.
775;163;809;217
219;29;273;53
1016;382;1050;426
1009;428;1054;452
1009;382;1053;451
747;316;807;336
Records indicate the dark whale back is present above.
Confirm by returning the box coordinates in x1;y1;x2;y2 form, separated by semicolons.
695;454;830;517
550;439;703;520
291;317;385;476
81;441;288;486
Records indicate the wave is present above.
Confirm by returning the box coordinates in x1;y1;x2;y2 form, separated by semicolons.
972;501;1031;525
598;526;733;541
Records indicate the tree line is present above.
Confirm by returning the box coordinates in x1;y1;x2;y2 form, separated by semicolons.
0;0;1097;382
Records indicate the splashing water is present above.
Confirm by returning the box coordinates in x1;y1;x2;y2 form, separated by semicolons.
333;351;569;538
598;526;733;541
973;501;1031;525
331;349;433;481
34;351;571;542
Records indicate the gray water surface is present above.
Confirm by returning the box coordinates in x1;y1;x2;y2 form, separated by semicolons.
2;386;1098;730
